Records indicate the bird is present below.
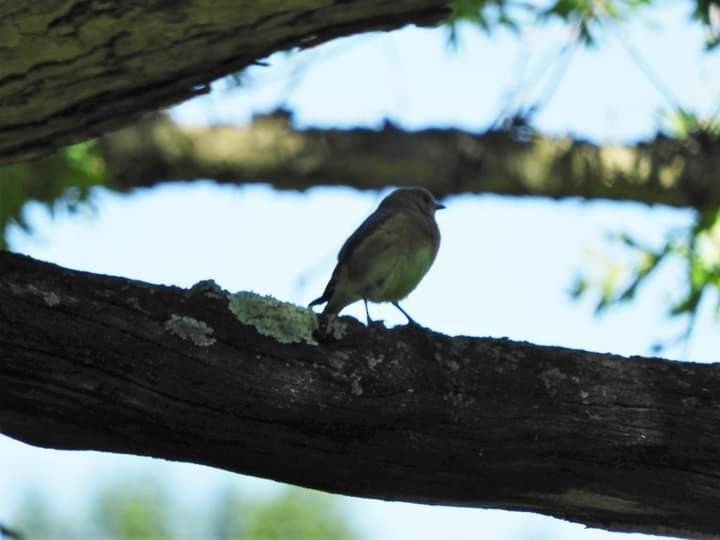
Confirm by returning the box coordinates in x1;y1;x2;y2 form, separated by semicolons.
309;186;444;325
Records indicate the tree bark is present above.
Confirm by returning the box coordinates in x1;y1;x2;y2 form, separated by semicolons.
94;111;720;209
0;0;449;165
1;251;719;538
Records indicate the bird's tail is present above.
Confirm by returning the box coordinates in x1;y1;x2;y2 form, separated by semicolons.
308;271;338;313
308;290;330;308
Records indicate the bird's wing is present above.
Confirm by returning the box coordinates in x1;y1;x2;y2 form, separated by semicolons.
336;206;397;265
343;209;418;287
309;207;398;308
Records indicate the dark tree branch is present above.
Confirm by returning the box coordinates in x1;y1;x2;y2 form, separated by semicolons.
93;111;720;209
0;0;450;165
1;251;719;538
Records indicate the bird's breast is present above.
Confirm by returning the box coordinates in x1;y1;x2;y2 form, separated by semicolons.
366;244;436;302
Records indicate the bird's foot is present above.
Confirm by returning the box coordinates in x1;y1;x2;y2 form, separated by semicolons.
392;302;422;327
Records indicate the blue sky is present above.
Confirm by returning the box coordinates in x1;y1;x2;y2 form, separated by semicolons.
2;3;720;539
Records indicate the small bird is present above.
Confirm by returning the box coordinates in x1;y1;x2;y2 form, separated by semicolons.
309;187;445;325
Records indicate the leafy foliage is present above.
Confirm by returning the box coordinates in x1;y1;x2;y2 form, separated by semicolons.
214;488;359;540
571;109;720;349
0;141;110;250
449;0;521;33
8;480;357;540
93;480;173;540
448;0;647;47
448;0;719;48
572;205;720;352
694;0;720;49
660;109;720;139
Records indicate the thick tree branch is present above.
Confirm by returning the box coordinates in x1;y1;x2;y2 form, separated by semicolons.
1;252;719;537
0;0;449;165
93;112;720;209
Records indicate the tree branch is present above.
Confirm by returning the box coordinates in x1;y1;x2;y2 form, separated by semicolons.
2;252;719;536
92;111;720;209
0;0;450;165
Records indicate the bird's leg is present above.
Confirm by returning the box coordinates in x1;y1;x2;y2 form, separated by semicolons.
364;299;374;325
392;302;419;326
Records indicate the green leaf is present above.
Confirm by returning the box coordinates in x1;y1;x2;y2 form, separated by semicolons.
569;275;589;299
0;141;111;250
670;287;703;316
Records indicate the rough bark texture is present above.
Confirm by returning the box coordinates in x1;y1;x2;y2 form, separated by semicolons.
94;111;720;209
0;0;449;165
1;250;720;538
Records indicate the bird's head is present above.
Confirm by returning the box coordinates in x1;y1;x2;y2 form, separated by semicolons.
381;187;445;216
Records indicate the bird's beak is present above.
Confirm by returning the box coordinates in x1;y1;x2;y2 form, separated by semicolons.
435;202;446;210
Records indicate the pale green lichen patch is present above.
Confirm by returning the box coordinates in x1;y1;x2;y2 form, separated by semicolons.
8;282;65;306
326;316;349;340
367;353;384;369
165;314;216;347
538;367;568;396
228;291;318;345
42;290;61;306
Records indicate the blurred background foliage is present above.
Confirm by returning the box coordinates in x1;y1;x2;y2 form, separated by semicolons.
0;141;110;251
451;0;720;47
569;110;720;351
2;480;357;540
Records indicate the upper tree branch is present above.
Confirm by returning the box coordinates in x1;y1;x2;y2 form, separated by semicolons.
93;111;720;209
1;251;719;538
0;0;450;165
